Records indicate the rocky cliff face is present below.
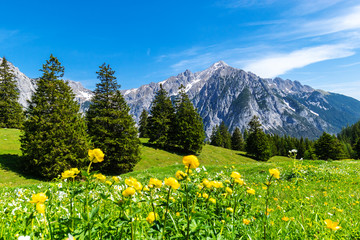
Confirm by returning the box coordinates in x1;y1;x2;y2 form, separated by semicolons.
7;58;360;139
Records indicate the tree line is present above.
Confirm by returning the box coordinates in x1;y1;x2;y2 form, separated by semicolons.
209;116;360;161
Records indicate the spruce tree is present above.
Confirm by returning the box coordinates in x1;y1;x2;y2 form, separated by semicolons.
173;86;205;154
139;109;149;138
210;125;222;147
0;57;24;128
245;116;271;161
314;132;344;160
354;138;360;159
231;127;245;151
148;84;175;148
20;55;88;179
86;63;140;174
219;121;232;149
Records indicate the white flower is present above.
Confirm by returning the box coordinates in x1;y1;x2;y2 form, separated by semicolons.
18;236;30;240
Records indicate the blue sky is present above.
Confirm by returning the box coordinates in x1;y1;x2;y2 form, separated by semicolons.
1;0;360;99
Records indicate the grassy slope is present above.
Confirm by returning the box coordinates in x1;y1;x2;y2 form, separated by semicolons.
0;128;42;187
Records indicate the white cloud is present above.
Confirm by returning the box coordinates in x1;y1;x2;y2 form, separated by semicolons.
243;44;354;78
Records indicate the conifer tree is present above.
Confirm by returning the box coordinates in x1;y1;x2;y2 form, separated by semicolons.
354;138;360;159
210;125;222;146
0;57;24;128
148;84;175;148
173;86;205;154
219;121;232;149
314;132;344;160
231;127;245;151
245;116;271;161
139;109;149;138
86;63;140;174
20;55;88;179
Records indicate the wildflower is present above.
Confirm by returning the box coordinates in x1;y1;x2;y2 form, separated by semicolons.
93;173;106;182
202;193;209;199
182;155;200;169
234;178;245;185
62;170;76;179
247;188;255;195
70;168;80;175
212;181;223;188
88;148;104;163
282;216;289;221
125;177;138;187
143;186;150;191
29;193;48;204
105;181;112;186
175;170;187;180
122;187;136;197
225;187;233;195
112;176;120;183
265;208;274;215
273;198;278;201
209;198;216;204
36;203;45;214
176;212;180;217
18;236;30;240
269;168;280;179
324;219;341;231
202;179;212;189
230;171;241;179
243;219;251;225
164;177;180;190
262;186;267;190
226;207;234;213
149;178;162;188
146;212;158;224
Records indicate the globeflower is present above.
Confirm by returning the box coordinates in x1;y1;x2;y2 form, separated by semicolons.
282;216;289;221
225;187;233;195
226;207;234;213
234;178;245;185
182;155;200;169
246;188;255;195
230;171;241;179
175;170;187;180
164;177;180;190
29;192;48;204
122;187;136;197
243;219;251;225
269;168;280;179
36;203;45;214
149;178;162;188
61;168;80;179
324;219;342;231
93;173;106;182
88;148;104;163
146;212;158;224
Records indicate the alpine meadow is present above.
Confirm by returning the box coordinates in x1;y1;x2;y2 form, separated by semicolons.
2;1;360;239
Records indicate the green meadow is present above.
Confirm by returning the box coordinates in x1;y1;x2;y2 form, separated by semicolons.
1;128;360;239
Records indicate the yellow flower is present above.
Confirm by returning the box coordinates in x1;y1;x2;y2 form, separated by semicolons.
29;193;48;204
273;198;278;201
70;168;80;175
209;198;216;204
202;179;213;189
105;181;112;186
247;188;255;195
243;219;251;225
112;176;120;183
324;219;341;231
164;177;180;190
212;181;223;189
269;168;280;179
225;187;233;195
182;155;200;169
122;187;136;197
88;148;104;163
36;203;45;214
146;212;158;224
202;193;209;199
176;212;180;217
61;170;76;179
226;207;234;213
149;178;162;188
230;171;241;179
143;186;150;192
282;216;289;221
262;186;267;190
234;178;245;185
175;170;187;180
93;173;106;182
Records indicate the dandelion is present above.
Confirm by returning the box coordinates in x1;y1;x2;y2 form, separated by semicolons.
164;177;180;190
243;219;251;225
88;148;104;163
324;219;341;231
269;168;280;179
182;155;200;169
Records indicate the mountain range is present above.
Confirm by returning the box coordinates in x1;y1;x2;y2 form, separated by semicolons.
6;58;360;139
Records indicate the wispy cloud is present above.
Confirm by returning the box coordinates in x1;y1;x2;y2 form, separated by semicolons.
217;0;278;9
287;0;346;16
242;44;354;78
0;29;18;43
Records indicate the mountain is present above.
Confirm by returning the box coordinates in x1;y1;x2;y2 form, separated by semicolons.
1;57;93;112
121;61;360;139
6;58;360;139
